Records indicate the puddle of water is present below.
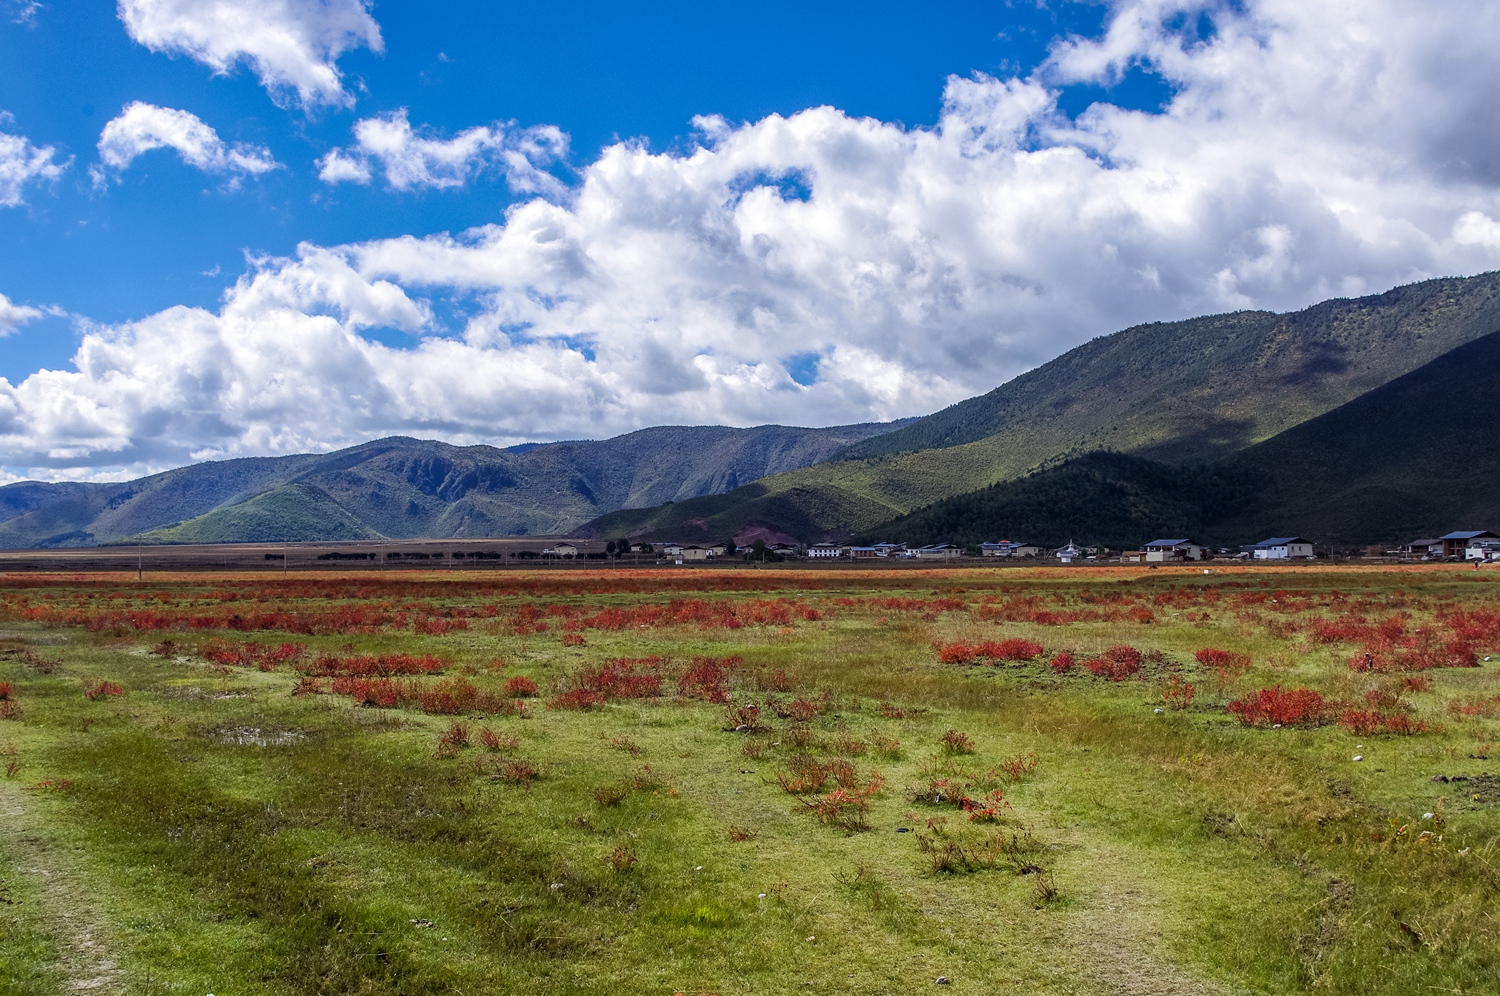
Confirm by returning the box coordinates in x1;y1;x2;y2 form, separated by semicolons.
213;727;306;748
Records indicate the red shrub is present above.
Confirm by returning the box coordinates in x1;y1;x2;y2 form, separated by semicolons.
1194;648;1250;671
82;680;125;701
985;638;1044;661
939;729;975;754
1162;675;1196;710
776;697;823;722
677;655;741;703
435;722;470;756
560;632;586;647
993;752;1038;780
300;653;448;678
0;682;13;700
548;688;606;711
503;675;539;697
1048;652;1075;672
761;668;797;692
1227;686;1328;727
933;639;1043;664
1338;709;1429;735
961;789;1008;822
1085;645;1141;681
576;658;662;699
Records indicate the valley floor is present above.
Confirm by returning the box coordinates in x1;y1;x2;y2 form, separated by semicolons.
0;565;1495;995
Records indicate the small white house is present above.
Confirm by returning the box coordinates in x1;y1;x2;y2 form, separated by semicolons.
1466;538;1500;561
1246;537;1315;560
807;543;848;558
679;545;712;561
543;543;580;558
1053;542;1083;564
1144;539;1207;562
661;542;684;557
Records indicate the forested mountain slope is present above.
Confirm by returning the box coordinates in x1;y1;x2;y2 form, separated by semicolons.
588;272;1500;543
863;329;1500;549
0;420;911;547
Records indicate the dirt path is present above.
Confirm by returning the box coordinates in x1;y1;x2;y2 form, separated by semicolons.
1056;843;1238;996
0;783;123;993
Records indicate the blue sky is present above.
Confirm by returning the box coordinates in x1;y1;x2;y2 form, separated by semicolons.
0;0;1162;379
1;0;1499;480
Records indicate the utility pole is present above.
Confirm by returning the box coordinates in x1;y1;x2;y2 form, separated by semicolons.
137;542;142;582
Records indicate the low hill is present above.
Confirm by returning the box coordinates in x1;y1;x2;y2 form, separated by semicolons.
588;272;1500;543
0;420;911;547
861;329;1500;549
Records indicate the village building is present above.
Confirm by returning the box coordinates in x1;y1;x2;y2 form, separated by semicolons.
913;543;963;560
981;540;1040;558
661;542;684;557
542;542;580;558
1465;537;1500;561
849;546;882;559
807;542;848;558
1440;530;1500;558
1144;538;1208;562
1244;537;1316;560
1053;542;1084;564
1401;538;1443;559
678;545;712;561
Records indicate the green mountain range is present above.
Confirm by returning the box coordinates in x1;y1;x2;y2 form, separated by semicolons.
0;421;911;547
586;272;1500;546
7;270;1498;551
868;327;1500;549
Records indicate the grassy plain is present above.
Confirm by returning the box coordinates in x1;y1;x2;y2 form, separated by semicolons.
0;564;1497;995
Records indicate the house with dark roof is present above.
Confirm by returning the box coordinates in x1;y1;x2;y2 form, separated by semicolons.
981;540;1040;558
1244;537;1315;560
1144;538;1207;562
1440;531;1500;558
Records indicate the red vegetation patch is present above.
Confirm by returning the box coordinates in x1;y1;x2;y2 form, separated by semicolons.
1162;675;1196;710
932;639;1044;664
547;689;607;711
1048;652;1075;672
1227;686;1329;727
299;653;448;678
677;655;742;703
200;639;306;670
83;679;126;701
1338;709;1429;736
1085;645;1141;681
502;675;539;697
330;676;523;715
0;682;13;700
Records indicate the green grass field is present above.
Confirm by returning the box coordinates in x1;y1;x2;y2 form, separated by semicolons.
1;565;1497;995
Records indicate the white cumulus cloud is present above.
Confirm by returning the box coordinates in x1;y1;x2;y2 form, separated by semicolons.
96;102;280;180
0;120;68;207
0;292;42;337
7;0;1500;478
318;109;569;196
116;0;382;110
